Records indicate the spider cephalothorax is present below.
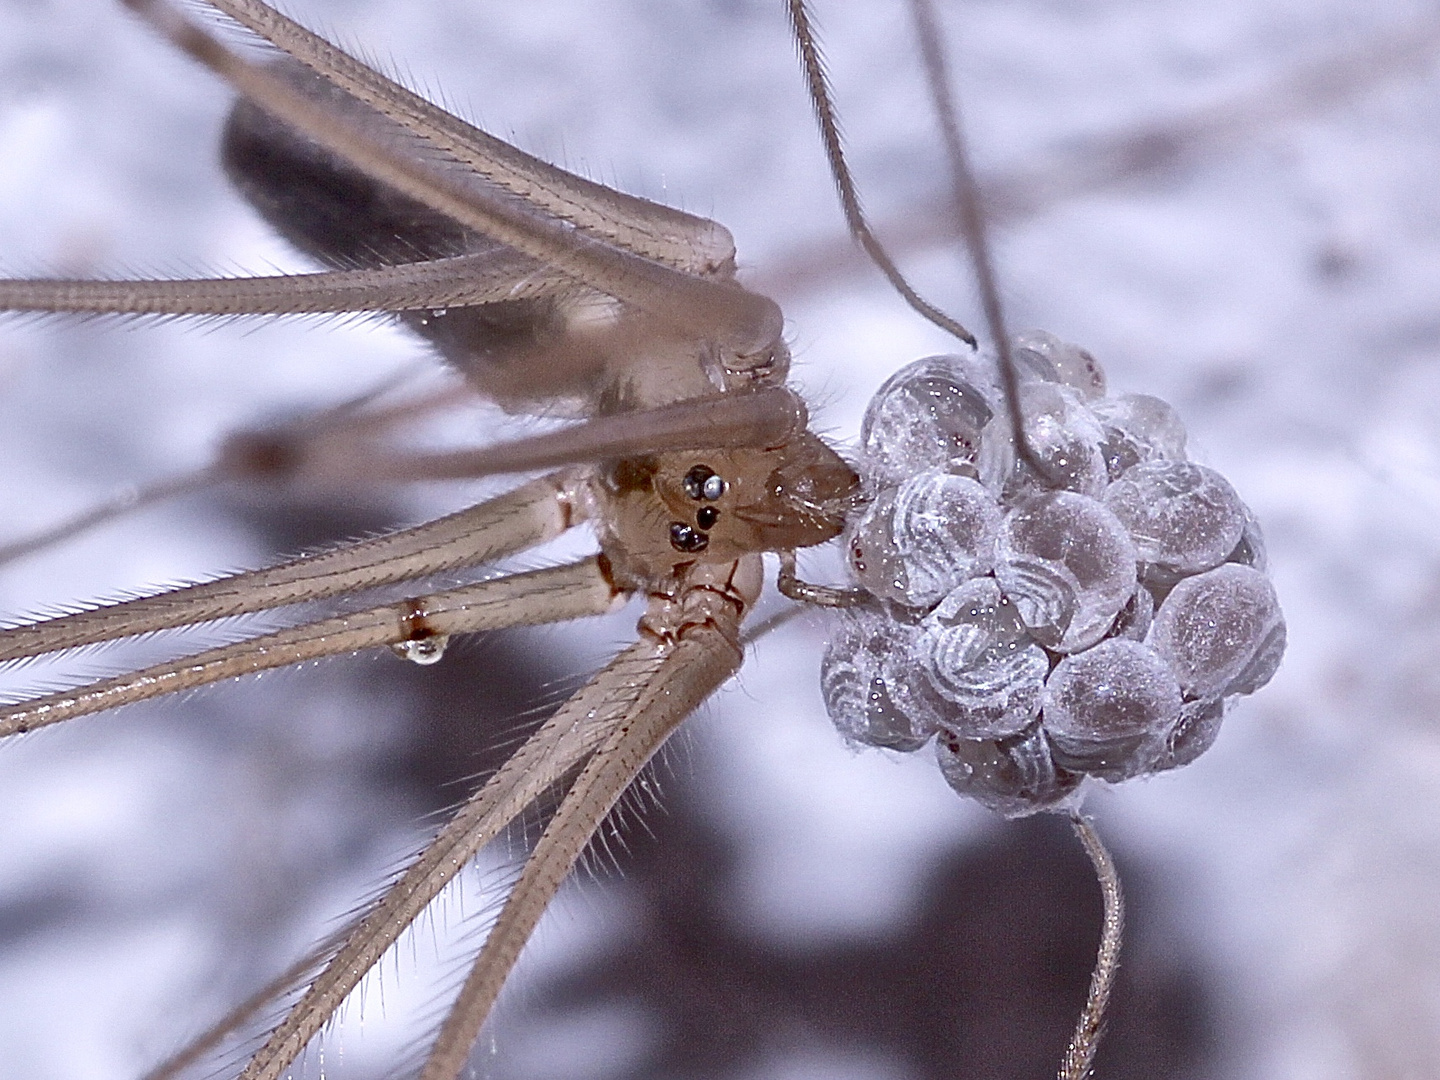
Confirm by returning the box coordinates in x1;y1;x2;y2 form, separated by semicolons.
593;435;859;582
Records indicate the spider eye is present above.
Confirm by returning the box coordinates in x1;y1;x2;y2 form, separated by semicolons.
669;522;709;553
696;506;720;530
683;464;727;501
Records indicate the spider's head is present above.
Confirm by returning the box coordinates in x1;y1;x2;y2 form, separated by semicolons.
594;434;859;583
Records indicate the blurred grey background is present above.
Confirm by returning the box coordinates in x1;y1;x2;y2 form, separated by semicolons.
1;0;1438;1077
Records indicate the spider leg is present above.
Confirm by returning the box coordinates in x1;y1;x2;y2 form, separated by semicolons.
356;385;806;482
0;250;576;317
0;375;472;569
155;647;644;1080
236;556;760;1080
0;468;219;570
1058;814;1125;1080
762;16;1440;296
199;0;736;276
0;381;802;579
0;469;586;661
418;555;761;1080
140;924;355;1080
116;0;781;358
0;555;627;734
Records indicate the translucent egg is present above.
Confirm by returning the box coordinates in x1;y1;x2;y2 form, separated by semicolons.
1041;639;1182;782
914;577;1049;739
847;469;1002;608
1092;393;1188;480
1010;381;1110;497
1108;582;1155;643
1227;503;1269;572
1151;697;1226;773
1148;563;1285;701
860;355;994;484
845;487;909;604
995;491;1139;653
1012;329;1107;400
1104;461;1247;579
836;331;1285;813
935;723;1081;818
820;605;933;752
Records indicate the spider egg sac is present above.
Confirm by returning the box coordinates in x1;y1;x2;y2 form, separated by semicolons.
821;335;1286;816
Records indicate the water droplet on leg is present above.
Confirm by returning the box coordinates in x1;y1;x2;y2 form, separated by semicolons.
391;635;450;666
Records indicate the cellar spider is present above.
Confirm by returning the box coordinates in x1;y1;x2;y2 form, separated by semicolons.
0;0;1437;1078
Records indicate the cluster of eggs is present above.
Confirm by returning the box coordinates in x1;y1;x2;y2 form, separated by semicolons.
820;332;1285;817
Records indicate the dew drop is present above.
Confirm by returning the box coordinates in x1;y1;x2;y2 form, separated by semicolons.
391;635;450;665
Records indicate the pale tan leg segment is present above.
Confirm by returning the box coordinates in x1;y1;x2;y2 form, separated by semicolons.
201;0;732;273
417;557;759;1080
776;550;869;608
0;469;216;569
140;925;354;1080
227;558;759;1080
119;0;782;356
0;470;586;662
170;641;657;1080
0;252;573;317
0;376;471;570
0;555;623;735
1058;813;1125;1080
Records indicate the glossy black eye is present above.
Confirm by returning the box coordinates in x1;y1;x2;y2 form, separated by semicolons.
696;506;720;529
669;522;709;553
683;464;727;501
